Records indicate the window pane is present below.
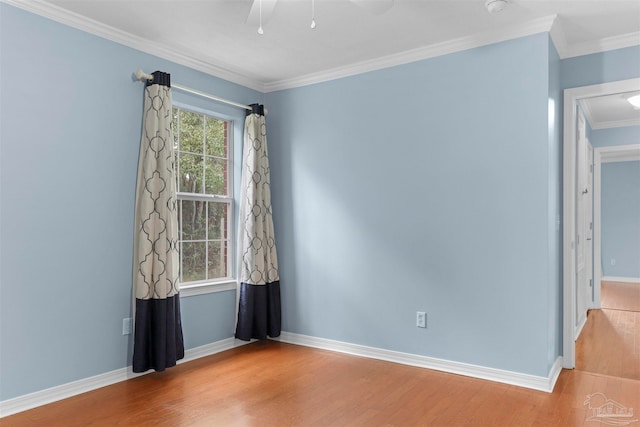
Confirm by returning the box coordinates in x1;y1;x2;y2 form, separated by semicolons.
208;202;228;240
205;117;227;157
205;157;227;195
175;107;233;285
181;200;206;241
179;110;203;154
179;153;204;193
208;241;228;279
181;242;206;282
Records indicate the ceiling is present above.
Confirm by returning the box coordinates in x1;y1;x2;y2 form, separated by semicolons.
580;91;640;130
8;0;640;92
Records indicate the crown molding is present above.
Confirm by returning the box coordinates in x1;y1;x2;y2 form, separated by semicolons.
549;16;569;58
579;97;597;129
2;0;267;93
597;144;640;164
3;1;639;94
561;31;640;59
579;96;640;130
591;118;640;130
264;15;558;92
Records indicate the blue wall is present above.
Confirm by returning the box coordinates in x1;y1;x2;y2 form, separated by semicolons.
2;1;640;403
0;4;261;401
590;126;640;148
591;126;640;279
266;33;560;377
561;45;640;89
601;161;640;278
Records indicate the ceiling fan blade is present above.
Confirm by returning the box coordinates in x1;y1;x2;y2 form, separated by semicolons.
246;0;278;26
349;0;395;15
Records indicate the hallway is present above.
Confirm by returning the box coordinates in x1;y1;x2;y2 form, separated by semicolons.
575;280;640;380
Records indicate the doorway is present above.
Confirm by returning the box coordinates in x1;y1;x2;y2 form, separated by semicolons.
593;145;640;306
562;77;640;369
575;146;640;380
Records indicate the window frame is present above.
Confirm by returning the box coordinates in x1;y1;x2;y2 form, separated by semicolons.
172;104;236;297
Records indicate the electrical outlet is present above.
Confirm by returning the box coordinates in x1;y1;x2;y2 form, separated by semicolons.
416;311;426;328
611;258;616;266
122;317;132;335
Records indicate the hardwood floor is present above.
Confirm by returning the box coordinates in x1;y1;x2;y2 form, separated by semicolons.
5;282;640;426
575;309;640;380
575;280;640;380
601;281;640;312
4;340;640;427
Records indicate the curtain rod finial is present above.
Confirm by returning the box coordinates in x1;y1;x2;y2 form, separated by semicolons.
135;69;153;82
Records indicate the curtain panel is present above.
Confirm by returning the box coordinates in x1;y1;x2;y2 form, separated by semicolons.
235;104;281;341
132;71;184;372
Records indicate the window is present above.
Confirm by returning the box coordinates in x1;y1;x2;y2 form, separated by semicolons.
173;107;233;289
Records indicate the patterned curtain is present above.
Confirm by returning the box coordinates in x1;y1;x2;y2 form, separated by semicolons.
132;71;184;372
235;104;281;340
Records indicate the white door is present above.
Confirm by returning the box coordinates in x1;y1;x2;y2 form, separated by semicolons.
575;113;591;337
585;142;594;309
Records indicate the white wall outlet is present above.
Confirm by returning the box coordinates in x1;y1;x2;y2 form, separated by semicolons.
611;258;616;266
122;317;132;335
416;311;426;328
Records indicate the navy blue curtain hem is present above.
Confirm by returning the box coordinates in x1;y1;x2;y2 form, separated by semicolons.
235;281;281;341
133;294;184;373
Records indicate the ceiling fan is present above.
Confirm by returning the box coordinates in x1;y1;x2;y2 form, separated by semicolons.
246;0;396;34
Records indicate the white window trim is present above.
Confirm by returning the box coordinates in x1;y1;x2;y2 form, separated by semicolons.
177;193;233;203
180;279;238;297
173;105;236;296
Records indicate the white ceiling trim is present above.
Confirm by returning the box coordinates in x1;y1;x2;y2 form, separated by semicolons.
562;31;640;59
2;0;267;92
265;15;558;92
591;118;640;130
549;18;569;59
598;144;640;163
4;0;639;94
580;95;640;130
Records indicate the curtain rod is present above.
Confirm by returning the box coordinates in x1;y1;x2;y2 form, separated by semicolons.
135;69;257;113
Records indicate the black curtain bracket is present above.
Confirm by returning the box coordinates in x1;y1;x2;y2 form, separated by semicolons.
147;71;171;88
248;103;265;116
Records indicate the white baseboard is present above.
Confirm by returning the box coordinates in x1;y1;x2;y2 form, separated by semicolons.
2;332;565;418
601;276;640;284
0;337;249;418
274;331;563;393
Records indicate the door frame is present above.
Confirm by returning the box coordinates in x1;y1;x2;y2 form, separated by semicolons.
573;112;590;340
562;77;640;369
585;139;594;311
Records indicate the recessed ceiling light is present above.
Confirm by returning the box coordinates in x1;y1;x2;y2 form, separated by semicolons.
627;94;640;108
485;0;508;14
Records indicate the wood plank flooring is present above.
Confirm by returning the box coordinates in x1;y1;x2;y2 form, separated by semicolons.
575;308;640;379
4;281;640;426
601;281;640;312
575;280;640;380
4;340;640;427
